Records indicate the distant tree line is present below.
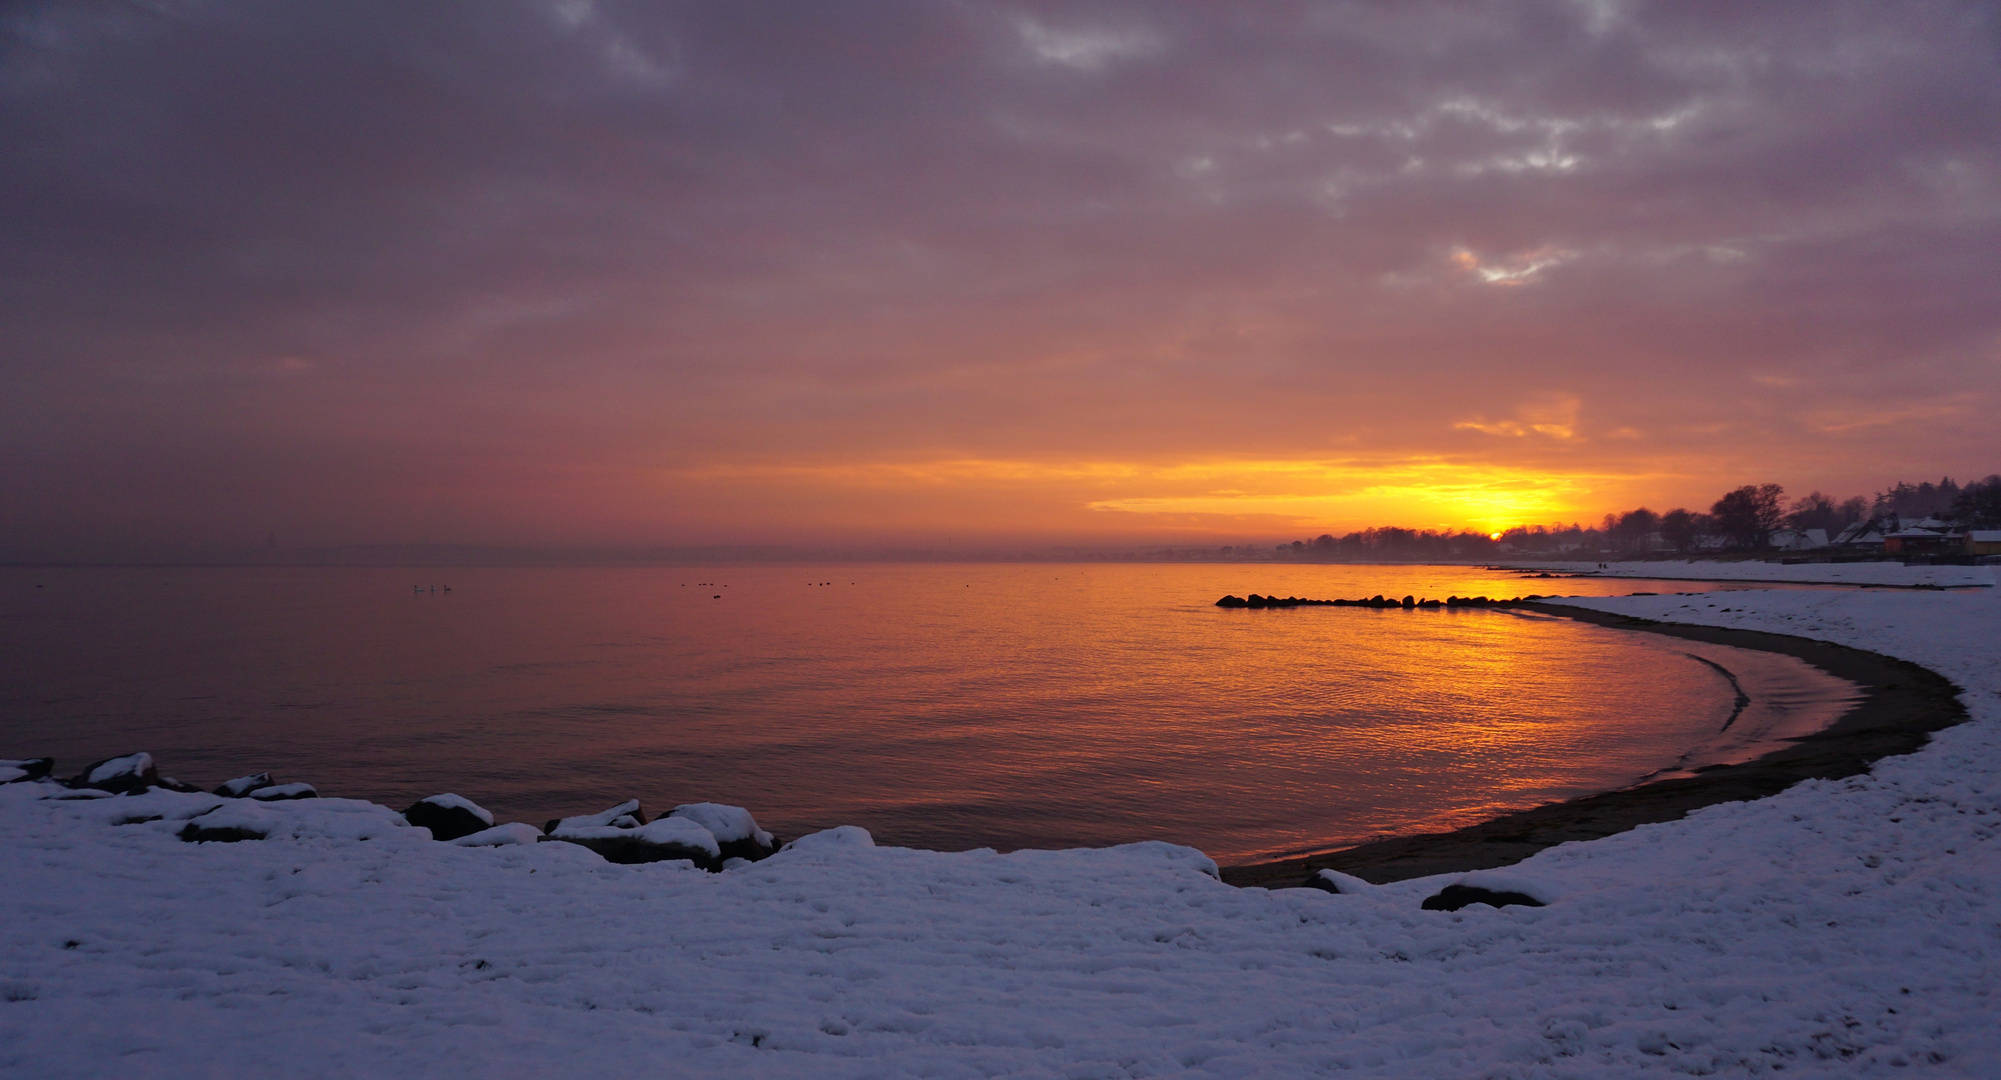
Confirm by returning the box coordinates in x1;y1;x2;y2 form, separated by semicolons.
1281;527;1501;561
1270;473;1999;560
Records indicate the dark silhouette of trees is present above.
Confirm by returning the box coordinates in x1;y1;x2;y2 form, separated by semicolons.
1711;484;1786;550
1609;508;1659;553
1277;527;1499;561
1784;491;1868;535
1874;478;1960;519
1950;475;2001;527
1261;472;1991;563
1496;522;1599;554
1658;508;1702;553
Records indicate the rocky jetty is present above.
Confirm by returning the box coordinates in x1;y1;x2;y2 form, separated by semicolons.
1216;592;1542;610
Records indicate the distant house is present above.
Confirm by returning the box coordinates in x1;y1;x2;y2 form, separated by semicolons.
1769;528;1829;551
1884;522;1963;556
1969;530;2001;557
1832;520;1880;550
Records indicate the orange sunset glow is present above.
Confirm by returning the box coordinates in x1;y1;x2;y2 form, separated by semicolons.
2;4;1994;559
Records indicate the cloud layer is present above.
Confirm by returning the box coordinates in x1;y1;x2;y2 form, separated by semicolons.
3;1;1996;554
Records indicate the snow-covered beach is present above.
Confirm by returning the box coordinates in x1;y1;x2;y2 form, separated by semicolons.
1508;558;1996;589
3;575;1997;1077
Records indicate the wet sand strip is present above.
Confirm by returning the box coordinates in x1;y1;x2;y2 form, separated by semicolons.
1220;601;1969;890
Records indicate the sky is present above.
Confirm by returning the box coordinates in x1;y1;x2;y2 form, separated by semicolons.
2;1;1997;558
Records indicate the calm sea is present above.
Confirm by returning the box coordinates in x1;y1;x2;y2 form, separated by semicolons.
0;563;1857;863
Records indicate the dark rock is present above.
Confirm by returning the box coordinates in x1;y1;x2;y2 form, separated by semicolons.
1402;595;1415;608
1420;885;1545;911
403;795;495;841
178;823;267;843
1303;875;1342;895
1245;593;1269;608
70;753;159;794
0;758;54;783
1215;595;1249;608
215;773;274;797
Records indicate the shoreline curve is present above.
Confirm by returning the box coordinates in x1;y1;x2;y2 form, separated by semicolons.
1218;600;1969;890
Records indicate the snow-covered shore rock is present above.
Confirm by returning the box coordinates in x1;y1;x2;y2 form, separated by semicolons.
2;586;1997;1076
401;794;494;841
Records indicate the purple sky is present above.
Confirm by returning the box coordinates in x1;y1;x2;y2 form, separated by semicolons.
3;1;1997;557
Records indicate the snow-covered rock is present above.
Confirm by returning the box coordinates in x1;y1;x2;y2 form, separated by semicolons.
174;796;415;844
1420;883;1545;911
545;813;721;867
776;824;875;856
213;772;273;797
71;788;224;828
1308;868;1375;895
246;782;316;801
667;802;776;860
0;758;53;784
69;752;156;794
545;798;643;834
402;794;494;841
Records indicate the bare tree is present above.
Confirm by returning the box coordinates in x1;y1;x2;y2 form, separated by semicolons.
1784;491;1864;534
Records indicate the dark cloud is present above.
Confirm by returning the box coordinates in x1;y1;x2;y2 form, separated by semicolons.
2;1;1997;553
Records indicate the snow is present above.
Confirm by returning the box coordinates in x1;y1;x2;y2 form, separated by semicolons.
246;782;317;801
670;801;774;847
416;793;494;826
3;587;1999;1076
1519;558;1995;588
450;822;542;847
